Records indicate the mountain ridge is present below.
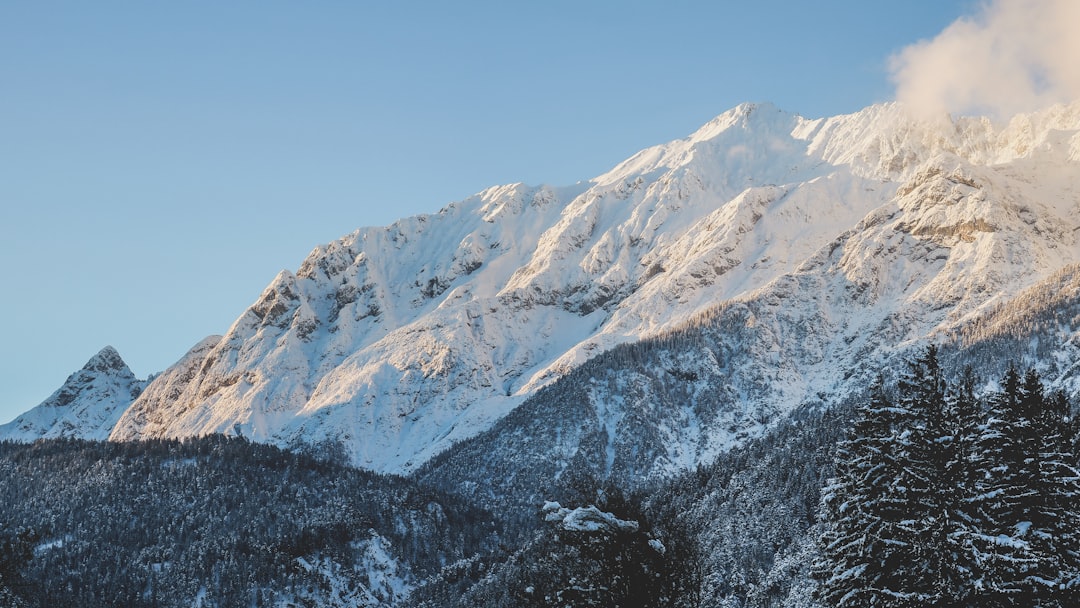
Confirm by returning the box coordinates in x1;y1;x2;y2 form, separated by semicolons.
4;99;1079;476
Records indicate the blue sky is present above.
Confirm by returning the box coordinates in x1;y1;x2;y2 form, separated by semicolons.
0;1;976;422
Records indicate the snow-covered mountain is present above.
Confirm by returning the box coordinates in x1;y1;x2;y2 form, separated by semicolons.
0;346;147;441
6;100;1080;475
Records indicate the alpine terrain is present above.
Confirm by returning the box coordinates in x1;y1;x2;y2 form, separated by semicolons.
7;100;1080;474
3;99;1080;607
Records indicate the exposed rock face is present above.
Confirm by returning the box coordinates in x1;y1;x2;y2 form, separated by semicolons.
6;100;1080;476
0;346;146;441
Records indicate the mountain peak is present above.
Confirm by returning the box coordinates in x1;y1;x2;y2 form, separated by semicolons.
5;100;1080;475
45;346;139;409
0;346;148;441
688;101;791;142
85;345;129;374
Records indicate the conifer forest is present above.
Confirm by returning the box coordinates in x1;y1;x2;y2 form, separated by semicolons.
1;346;1077;606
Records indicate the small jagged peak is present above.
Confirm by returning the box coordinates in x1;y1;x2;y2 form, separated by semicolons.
85;345;130;374
270;268;297;287
719;101;780;122
252;269;300;303
0;345;148;441
37;346;141;410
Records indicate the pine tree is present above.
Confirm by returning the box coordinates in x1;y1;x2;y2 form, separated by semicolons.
967;367;1080;607
815;374;923;607
1027;380;1080;605
894;345;971;606
970;365;1033;606
818;355;1080;607
944;366;984;603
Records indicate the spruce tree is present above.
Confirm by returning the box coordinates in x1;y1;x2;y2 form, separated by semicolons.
970;365;1032;606
818;356;1080;608
969;367;1080;607
1027;379;1080;605
817;348;976;607
944;366;984;603
894;345;967;606
815;374;922;607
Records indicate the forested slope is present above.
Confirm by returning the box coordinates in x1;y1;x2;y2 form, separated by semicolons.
0;437;496;608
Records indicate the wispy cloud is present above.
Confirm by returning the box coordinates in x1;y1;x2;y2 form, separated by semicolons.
890;0;1080;120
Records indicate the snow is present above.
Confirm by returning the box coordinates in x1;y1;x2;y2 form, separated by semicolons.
353;531;412;602
33;537;68;555
290;532;410;607
542;500;562;511
6;99;1080;479
0;346;147;442
543;502;640;533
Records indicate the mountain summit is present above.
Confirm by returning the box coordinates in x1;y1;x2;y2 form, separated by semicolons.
6;101;1080;474
0;346;146;441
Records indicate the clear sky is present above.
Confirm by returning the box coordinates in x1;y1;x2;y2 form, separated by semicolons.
0;1;979;423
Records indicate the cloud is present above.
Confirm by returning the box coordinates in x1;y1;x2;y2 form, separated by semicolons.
890;0;1080;120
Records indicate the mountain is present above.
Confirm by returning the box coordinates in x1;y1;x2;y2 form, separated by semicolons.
0;346;146;442
5;100;1080;477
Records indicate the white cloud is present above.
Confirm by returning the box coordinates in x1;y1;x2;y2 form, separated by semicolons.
890;0;1080;120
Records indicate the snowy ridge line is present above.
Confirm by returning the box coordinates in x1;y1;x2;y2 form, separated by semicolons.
2;99;1079;476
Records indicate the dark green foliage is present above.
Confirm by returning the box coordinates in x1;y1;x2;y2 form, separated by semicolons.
970;368;1080;606
0;436;497;608
411;489;689;608
895;346;967;605
815;375;922;607
817;350;1080;608
0;526;34;607
812;349;974;608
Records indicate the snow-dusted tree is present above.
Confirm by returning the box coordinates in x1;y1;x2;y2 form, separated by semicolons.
814;374;924;607
817;347;978;607
970;367;1080;607
894;345;973;606
1034;385;1080;605
943;365;985;600
0;526;32;608
968;366;1024;605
